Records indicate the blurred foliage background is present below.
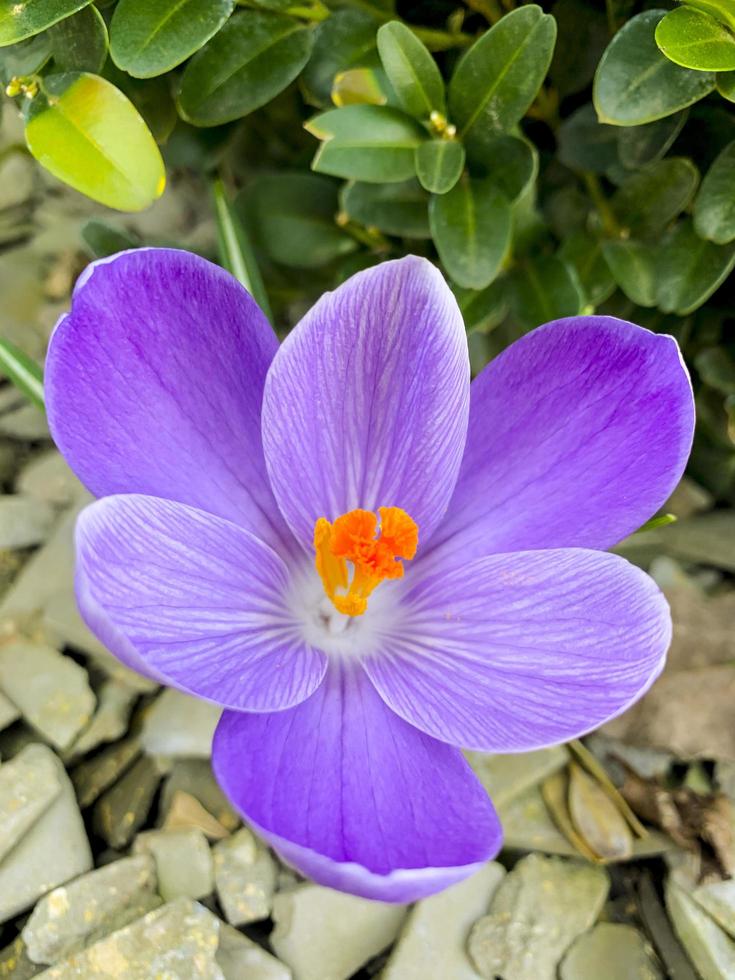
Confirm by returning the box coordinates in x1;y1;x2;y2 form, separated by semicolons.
0;0;735;503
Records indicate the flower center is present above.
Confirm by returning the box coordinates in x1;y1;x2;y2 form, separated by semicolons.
313;507;418;616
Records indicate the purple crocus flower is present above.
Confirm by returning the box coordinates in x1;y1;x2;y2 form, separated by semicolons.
46;249;693;903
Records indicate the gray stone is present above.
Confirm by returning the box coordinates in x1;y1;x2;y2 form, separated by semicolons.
0;404;49;441
15;451;83;509
93;754;165;848
213;827;276;925
216;923;291;980
560;923;662;979
134;829;213;902
666;879;735;980
141;688;220;758
0;688;20;730
0;744;92;924
42;590;156;694
65;681;136;760
160;760;239;833
22;855;157;965
0;496;56;549
467;746;570;809
71;735;141;809
499;786;578;856
0;936;42;979
35;899;223;979
0;743;62;861
383;862;506;980
0;639;95;750
467;854;610;980
271;883;406;980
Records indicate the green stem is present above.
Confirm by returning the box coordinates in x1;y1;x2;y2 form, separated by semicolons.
583;172;622;237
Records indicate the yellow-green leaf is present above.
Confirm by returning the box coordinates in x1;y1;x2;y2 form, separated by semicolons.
25;72;165;211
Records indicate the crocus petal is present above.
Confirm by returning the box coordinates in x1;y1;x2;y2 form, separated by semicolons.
261;256;470;552
363;549;670;752
75;494;326;710
46;248;292;553
427;316;694;562
213;661;501;902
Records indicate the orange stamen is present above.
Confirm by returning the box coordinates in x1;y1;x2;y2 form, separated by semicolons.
313;507;418;616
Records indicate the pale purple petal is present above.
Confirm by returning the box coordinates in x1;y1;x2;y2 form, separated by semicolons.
426;316;694;563
75;494;326;709
364;549;670;752
261;256;470;552
46;248;293;553
213;661;501;902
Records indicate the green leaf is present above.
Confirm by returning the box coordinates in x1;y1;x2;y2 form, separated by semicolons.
0;0;92;46
110;0;234;78
509;255;584;328
178;12;313;126
429;175;511;289
696;346;735;394
557;103;619;174
455;279;508;334
49;5;108;73
302;9;378;107
307;104;425;182
0;338;43;410
81;218;140;258
415;139;464;194
474;134;537;203
657;219;735;313
341;179;430;237
25;72;165;211
593;10;716;125
617;111;687;169
238;172;355;269
612;157;700;236
679;0;735;33
331;67;387;107
601;239;658;306
0;34;51;83
212;178;273;323
655;6;735;72
559;230;615;306
717;69;735;99
694;139;735;242
376;21;444;120
448;5;556;161
114;73;177;144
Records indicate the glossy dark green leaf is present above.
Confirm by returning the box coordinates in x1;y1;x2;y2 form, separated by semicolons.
0;0;92;46
612;157;699;236
376;21;444;119
415;139;464;194
559;230;615;306
302;9;378;106
0;338;43;410
617;111;687;169
656;6;735;72
448;5;556;161
307;104;425;182
694;140;735;243
238;172;355;268
718;70;735;99
25;72;165;211
558;104;619;174
49;4;107;73
212;178;272;323
178;12;313;126
474;134;537;203
456;279;508;334
657;219;735;313
429;175;511;289
0;34;51;82
341;179;430;237
593;10;716;125
81;218;140;258
602;239;657;306
110;0;234;78
509;255;584;328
